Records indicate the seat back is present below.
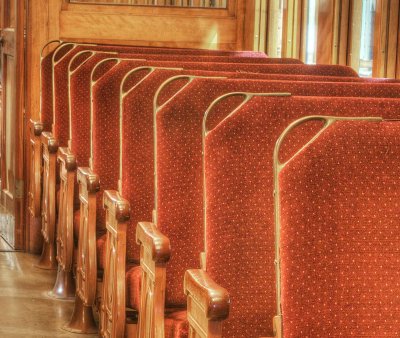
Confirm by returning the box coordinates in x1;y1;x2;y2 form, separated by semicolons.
69;52;138;167
154;77;400;309
203;95;400;338
41;42;75;131
274;116;400;337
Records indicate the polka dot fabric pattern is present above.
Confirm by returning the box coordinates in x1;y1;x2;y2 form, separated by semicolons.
92;60;148;227
156;77;400;307
40;50;56;131
125;266;142;310
70;53;119;167
279;121;400;337
122;68;245;262
51;44;142;145
203;96;400;337
41;43;76;132
121;68;195;262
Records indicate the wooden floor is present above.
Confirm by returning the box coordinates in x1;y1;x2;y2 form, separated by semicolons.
0;238;98;337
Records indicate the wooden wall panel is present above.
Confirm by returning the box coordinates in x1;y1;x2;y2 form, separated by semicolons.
385;0;399;78
317;0;334;64
59;9;238;49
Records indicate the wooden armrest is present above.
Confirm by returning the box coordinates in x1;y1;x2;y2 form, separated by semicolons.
184;269;230;321
28;119;44;218
136;222;171;264
184;269;230;338
41;131;59;154
77;167;100;194
58;147;77;172
136;222;171;337
99;190;130;337
30;118;44;136
103;190;130;224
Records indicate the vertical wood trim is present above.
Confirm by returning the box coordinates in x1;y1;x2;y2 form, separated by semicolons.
373;0;388;78
397;7;400;79
241;0;255;50
338;0;350;65
26;0;52;252
253;0;261;51
281;0;289;57
300;0;308;61
258;0;267;52
317;0;334;64
267;0;283;57
15;0;25;249
348;0;362;73
386;0;399;78
331;0;341;64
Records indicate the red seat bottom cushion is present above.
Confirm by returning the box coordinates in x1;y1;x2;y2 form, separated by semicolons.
73;209;80;240
96;233;107;270
165;310;188;338
126;266;142;311
124;266;187;337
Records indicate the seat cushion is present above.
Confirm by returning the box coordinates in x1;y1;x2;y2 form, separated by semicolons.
165;310;188;338
56;186;60;213
96;233;107;270
73;209;80;240
126;266;142;311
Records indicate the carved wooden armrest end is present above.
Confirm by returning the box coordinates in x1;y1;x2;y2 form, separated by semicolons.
30;118;44;136
58;147;77;172
41;131;59;154
77;167;100;194
184;269;230;321
136;222;171;264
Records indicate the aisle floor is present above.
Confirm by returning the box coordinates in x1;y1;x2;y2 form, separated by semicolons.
0;246;98;338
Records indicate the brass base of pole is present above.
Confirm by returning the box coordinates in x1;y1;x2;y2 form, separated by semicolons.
63;296;98;334
35;241;57;270
48;266;75;300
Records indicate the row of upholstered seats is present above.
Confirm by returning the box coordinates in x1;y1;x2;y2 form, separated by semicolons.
29;41;400;338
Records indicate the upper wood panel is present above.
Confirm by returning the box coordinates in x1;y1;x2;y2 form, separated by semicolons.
58;0;246;49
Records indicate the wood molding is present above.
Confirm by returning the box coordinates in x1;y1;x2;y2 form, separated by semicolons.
184;269;230;338
100;190;130;338
136;221;170;338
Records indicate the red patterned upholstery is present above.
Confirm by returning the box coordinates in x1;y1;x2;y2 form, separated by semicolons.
46;42;266;143
156;77;400;309
70;53;124;168
121;67;241;263
126;266;142;310
41;43;75;131
203;96;400;337
278;120;400;337
164;310;188;338
96;233;107;270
